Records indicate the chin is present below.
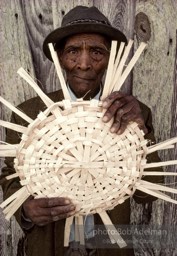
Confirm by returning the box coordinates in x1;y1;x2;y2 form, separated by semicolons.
70;82;100;99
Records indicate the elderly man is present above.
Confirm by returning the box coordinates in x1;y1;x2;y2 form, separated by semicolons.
1;5;162;256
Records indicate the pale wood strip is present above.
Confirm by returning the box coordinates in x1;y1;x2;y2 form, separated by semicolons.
0;120;27;133
0;186;27;209
0;150;17;157
48;43;71;100
136;186;177;205
87;173;94;187
0;144;18;149
112;42;125;78
102;41;117;99
0;96;33;123
5;190;29;220
17;67;54;107
83;145;91;162
114;42;147;91
69;148;82;162
6;173;19;180
145;160;177;168
143;171;177;176
147;137;177;154
111;40;133;91
109;42;125;93
78;216;85;245
140;180;177;194
75;216;80;242
64;216;74;246
98;210;127;248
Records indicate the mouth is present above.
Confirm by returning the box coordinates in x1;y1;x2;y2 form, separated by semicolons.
74;75;95;81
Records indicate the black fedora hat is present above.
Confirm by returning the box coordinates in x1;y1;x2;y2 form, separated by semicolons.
43;5;127;61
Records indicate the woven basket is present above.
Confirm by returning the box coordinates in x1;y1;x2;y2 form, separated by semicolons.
14;100;147;216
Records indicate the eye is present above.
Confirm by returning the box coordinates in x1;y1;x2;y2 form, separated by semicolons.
68;49;78;54
90;48;107;61
91;49;103;55
64;47;79;57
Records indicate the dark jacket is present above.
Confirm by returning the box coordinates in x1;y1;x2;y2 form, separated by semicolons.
0;90;163;256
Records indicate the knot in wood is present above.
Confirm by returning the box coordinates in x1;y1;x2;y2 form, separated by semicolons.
135;12;151;42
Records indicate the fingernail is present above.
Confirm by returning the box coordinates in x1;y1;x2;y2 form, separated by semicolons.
70;205;75;211
117;130;122;135
68;210;76;216
110;127;116;133
102;116;108;122
65;199;71;204
102;101;108;108
53;216;59;222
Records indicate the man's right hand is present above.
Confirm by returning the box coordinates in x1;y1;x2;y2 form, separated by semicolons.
22;197;76;226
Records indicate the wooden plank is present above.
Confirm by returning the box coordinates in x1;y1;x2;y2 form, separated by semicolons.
94;0;136;94
133;0;177;144
160;30;177;256
0;0;36;255
132;0;177;255
52;0;94;29
0;0;36;122
20;0;56;93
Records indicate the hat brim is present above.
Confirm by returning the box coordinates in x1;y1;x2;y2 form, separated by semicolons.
43;23;127;61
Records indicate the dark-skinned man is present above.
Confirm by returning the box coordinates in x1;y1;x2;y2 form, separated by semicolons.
0;6;162;256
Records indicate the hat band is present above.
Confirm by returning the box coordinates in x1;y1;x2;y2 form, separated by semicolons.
65;19;111;26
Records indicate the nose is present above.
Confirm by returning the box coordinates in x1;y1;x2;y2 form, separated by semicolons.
76;50;91;70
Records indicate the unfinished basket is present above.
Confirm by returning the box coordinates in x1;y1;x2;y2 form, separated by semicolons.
1;40;177;248
15;100;147;213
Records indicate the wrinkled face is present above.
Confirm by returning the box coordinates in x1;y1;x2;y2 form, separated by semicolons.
58;33;110;99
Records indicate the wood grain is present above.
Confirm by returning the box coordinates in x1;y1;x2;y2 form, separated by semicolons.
0;0;35;255
94;0;136;94
133;0;177;255
160;30;177;256
0;0;36;122
20;0;56;93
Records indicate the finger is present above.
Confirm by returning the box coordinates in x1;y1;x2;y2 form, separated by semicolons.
102;91;125;108
110;120;121;133
114;100;137;122
122;112;147;132
36;197;72;208
133;117;148;134
117;121;128;135
34;210;76;226
110;103;134;133
102;98;126;123
50;204;76;217
52;210;76;222
22;197;75;222
32;203;75;217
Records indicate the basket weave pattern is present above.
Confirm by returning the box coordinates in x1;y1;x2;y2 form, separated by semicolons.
15;100;147;215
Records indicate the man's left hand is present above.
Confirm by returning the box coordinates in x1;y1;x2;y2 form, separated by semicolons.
102;91;148;135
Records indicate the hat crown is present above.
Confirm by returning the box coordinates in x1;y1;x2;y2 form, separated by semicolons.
62;6;111;27
43;5;127;61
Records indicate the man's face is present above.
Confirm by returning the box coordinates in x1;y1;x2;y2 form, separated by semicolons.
58;33;110;99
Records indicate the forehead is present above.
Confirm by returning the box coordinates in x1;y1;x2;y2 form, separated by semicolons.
64;33;110;47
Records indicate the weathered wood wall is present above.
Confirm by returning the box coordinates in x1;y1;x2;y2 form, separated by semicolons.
0;0;177;255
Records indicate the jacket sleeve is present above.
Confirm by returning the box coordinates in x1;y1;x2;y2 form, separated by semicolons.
133;104;164;204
